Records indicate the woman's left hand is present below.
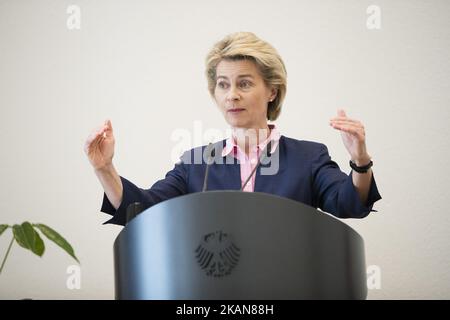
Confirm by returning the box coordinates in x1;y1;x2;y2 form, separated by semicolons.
329;109;371;165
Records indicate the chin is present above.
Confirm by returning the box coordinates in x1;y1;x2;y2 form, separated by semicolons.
226;119;248;128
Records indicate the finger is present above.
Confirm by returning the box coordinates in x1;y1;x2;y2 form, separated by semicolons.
90;137;103;155
330;121;362;132
337;109;346;117
330;119;363;128
84;135;98;155
330;116;351;121
330;117;362;124
85;129;102;146
105;119;113;132
84;131;103;154
330;122;364;132
85;126;107;150
103;120;113;138
95;124;108;139
331;123;365;140
330;121;364;132
330;115;361;122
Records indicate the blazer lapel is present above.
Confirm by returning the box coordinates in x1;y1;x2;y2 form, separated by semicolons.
254;135;286;193
210;139;242;191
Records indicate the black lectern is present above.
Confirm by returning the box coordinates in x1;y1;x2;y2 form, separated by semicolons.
113;191;367;299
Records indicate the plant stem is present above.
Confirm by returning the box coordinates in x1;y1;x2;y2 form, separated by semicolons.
0;236;14;274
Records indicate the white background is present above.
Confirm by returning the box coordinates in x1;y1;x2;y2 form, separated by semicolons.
0;0;449;299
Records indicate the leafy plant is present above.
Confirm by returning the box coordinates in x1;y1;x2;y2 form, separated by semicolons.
0;222;79;274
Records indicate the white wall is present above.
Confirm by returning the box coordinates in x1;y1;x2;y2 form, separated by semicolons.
0;0;449;299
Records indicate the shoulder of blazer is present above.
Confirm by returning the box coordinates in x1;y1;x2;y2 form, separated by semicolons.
178;139;227;166
280;135;327;157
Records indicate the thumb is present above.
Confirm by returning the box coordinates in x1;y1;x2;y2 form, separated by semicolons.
105;119;113;134
337;109;346;117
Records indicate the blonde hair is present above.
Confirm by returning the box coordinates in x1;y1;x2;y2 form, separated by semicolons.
205;32;287;121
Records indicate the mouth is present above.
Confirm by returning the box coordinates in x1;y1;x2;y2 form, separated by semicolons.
227;108;245;114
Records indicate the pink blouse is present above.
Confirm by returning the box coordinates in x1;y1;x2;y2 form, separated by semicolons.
221;124;281;192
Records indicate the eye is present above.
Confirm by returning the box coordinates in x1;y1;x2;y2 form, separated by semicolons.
240;80;252;88
217;82;228;89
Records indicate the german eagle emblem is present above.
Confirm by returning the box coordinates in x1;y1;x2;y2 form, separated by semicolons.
195;231;240;277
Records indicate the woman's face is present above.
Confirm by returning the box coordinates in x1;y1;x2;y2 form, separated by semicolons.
214;59;277;130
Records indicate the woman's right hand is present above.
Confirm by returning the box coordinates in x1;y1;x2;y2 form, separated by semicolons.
84;120;115;170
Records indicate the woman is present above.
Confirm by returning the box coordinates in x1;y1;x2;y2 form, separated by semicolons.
84;32;381;226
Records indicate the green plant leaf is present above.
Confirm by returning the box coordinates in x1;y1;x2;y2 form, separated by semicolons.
13;224;30;249
0;225;8;236
12;222;45;257
34;224;79;263
22;222;45;256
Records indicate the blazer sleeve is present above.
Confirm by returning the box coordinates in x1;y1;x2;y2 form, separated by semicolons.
311;144;382;218
100;157;189;226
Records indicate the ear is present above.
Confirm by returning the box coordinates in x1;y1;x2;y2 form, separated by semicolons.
269;87;278;102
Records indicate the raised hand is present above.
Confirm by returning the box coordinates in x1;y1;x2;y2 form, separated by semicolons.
329;109;371;165
84;120;115;170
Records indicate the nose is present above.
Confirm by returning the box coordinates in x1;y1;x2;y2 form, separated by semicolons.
226;87;241;102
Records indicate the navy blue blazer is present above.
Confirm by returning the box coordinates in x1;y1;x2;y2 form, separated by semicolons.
101;135;381;226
